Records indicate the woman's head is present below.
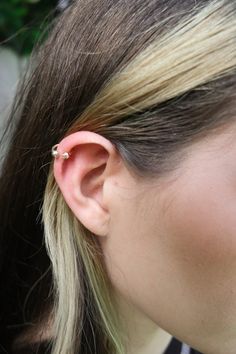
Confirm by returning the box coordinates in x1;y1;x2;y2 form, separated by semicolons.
0;0;236;353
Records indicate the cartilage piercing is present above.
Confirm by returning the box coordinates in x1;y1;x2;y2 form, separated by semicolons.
51;144;71;159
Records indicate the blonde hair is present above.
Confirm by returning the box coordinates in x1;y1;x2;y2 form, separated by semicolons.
1;0;235;353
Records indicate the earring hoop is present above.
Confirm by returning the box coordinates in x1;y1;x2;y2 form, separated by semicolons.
51;144;71;159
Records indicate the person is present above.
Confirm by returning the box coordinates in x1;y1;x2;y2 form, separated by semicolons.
0;0;236;353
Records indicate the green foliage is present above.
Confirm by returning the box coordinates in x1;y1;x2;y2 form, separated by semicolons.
0;0;58;56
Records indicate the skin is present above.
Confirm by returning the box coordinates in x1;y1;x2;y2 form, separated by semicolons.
53;122;236;354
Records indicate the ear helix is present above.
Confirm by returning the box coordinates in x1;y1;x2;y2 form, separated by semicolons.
51;144;71;160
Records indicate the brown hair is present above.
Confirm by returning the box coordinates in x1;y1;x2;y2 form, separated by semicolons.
0;0;236;353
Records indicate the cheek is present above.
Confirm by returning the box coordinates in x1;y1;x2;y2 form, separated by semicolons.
159;175;236;341
163;176;236;282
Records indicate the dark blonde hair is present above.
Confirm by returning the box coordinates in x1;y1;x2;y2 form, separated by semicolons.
0;0;236;353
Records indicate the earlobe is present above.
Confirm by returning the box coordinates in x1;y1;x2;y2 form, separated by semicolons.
52;131;117;236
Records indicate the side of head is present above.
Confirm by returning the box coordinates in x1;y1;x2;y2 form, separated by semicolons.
0;0;236;353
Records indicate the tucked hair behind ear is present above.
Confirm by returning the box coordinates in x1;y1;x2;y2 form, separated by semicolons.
0;0;236;353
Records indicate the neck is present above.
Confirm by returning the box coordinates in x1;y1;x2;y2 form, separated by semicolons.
113;290;172;354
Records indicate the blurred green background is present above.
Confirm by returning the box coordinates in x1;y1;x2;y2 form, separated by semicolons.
0;0;69;132
0;0;59;56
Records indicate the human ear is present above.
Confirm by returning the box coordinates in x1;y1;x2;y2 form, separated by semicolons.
52;131;119;236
